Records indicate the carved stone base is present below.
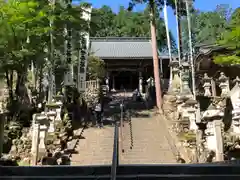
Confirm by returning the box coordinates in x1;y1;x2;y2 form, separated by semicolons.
163;94;177;121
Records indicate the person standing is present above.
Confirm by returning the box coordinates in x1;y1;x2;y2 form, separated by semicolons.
94;99;103;128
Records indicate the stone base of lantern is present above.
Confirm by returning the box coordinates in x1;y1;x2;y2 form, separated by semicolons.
163;94;178;121
48;123;55;133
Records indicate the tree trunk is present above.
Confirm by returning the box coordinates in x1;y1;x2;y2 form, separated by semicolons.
15;69;30;104
149;0;162;110
5;70;14;103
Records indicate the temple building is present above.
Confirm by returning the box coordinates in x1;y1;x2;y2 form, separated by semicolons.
89;37;172;92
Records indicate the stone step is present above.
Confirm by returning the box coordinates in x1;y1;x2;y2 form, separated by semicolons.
71;126;114;166
119;115;177;164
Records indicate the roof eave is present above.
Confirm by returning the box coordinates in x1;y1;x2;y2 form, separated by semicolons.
99;57;153;60
97;56;172;60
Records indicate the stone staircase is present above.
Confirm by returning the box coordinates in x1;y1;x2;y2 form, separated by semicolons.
71;126;114;166
119;112;177;164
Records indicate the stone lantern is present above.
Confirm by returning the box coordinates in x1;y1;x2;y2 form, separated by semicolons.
230;76;240;137
202;98;225;161
168;59;181;94
184;99;198;131
218;72;230;97
202;73;212;97
180;62;192;95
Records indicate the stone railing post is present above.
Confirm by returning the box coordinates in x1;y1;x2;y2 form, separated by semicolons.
37;114;49;154
31;114;40;165
0;113;6;157
213;120;224;161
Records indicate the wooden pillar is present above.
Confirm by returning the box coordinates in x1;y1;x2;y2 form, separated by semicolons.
139;71;143;94
112;75;116;92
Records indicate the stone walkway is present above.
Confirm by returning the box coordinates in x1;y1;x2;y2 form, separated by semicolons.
119;111;177;164
71;92;177;165
71;126;114;165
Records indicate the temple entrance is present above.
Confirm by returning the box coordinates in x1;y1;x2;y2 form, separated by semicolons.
111;71;138;91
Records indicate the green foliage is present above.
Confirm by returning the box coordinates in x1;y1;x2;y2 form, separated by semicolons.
90;4;176;50
181;4;231;52
213;8;240;65
87;56;105;80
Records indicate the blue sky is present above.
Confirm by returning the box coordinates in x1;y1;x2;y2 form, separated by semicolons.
73;0;240;40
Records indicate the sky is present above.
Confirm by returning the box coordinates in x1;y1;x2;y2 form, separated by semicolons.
73;0;240;40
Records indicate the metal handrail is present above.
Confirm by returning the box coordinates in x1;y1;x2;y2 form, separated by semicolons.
111;122;119;180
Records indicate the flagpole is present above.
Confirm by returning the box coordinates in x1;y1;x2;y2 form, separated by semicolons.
163;0;173;92
163;0;172;61
174;0;182;92
185;0;196;99
174;0;181;66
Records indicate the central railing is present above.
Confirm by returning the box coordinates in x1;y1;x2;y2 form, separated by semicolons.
111;122;119;180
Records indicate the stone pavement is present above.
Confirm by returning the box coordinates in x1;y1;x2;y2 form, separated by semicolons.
71;126;114;165
119;111;177;164
71;113;178;165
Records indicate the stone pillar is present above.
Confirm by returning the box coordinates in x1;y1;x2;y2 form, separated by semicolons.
230;76;240;137
0;113;5;157
105;72;109;92
31;120;40;165
139;72;143;94
112;75;116;92
36;114;49;152
213;120;224;161
205;121;216;151
39;125;48;150
202;100;225;161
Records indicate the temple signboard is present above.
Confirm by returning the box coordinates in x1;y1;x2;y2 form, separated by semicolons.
77;6;92;92
80;36;86;73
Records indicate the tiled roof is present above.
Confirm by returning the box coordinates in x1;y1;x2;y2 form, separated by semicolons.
89;37;171;59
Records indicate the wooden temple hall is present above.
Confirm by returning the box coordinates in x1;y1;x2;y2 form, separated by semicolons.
89;37;172;92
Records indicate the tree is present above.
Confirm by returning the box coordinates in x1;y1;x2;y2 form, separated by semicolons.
0;0;89;121
87;56;105;80
214;7;240;65
90;5;176;50
128;0;163;109
181;4;231;52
